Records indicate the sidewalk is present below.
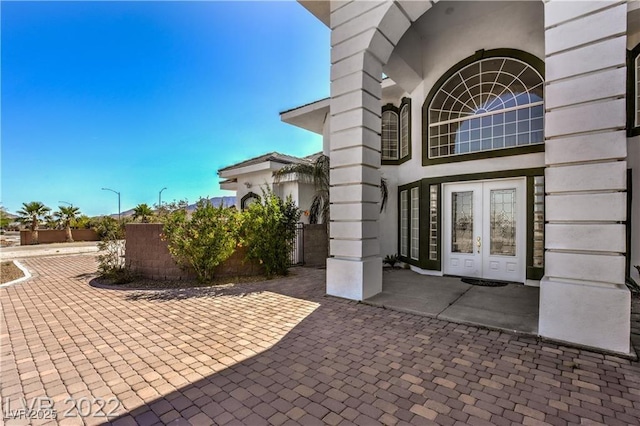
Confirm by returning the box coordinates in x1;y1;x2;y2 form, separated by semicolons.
0;241;99;260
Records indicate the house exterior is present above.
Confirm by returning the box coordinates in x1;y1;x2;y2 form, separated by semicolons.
218;151;320;223
279;0;640;355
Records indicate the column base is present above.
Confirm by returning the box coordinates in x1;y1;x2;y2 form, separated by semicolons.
539;277;631;354
326;257;382;301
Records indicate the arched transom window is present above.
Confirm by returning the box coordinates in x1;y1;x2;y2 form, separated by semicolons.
428;57;544;159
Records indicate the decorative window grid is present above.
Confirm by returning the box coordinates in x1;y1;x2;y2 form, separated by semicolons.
382;110;398;160
410;187;419;260
400;104;410;159
428;57;544;159
533;176;545;268
400;190;408;257
636;55;640;127
429;185;438;261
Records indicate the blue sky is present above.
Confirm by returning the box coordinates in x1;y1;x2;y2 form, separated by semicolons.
1;1;329;216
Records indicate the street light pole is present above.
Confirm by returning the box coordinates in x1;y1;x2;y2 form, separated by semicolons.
101;188;121;221
58;201;73;207
159;187;167;207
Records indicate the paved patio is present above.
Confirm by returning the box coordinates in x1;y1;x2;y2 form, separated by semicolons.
367;270;540;335
1;255;640;425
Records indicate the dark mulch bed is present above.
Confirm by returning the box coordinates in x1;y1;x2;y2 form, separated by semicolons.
1;261;24;284
91;272;292;291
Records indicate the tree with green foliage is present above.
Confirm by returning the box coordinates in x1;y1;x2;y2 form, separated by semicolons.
44;214;60;230
162;199;240;282
17;201;51;244
0;207;12;230
132;203;154;223
73;215;92;229
154;200;189;222
54;205;81;242
92;216;125;240
241;188;301;278
273;154;388;225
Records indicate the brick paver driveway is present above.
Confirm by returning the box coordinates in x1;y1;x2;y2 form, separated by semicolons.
2;255;640;425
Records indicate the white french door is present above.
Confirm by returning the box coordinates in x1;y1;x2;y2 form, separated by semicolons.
443;179;526;283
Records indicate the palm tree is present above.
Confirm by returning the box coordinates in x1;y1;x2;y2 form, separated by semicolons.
132;203;154;223
44;214;60;230
17;201;51;244
55;205;81;242
273;154;388;225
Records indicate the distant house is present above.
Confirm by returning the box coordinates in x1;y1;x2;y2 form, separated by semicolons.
218;151;321;223
277;0;640;355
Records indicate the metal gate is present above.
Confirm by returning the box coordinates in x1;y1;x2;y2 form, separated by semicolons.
289;222;304;266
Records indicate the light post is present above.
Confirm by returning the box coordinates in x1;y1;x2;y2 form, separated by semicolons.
58;201;73;207
101;188;121;221
159;187;167;207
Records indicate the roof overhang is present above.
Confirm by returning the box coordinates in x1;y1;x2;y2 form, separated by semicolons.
219;178;238;191
219;160;287;179
280;98;329;135
298;0;329;27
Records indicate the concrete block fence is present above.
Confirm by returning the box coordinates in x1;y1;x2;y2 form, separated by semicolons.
125;223;264;280
20;229;99;245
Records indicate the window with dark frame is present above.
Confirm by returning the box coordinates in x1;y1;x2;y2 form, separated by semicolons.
428;57;544;159
382;98;411;163
628;44;640;136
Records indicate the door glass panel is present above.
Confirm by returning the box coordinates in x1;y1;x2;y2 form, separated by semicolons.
490;188;516;256
452;191;473;253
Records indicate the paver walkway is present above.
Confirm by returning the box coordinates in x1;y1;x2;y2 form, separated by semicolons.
1;255;640;425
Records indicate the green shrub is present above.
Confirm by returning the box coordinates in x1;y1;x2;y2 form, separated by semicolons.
97;229;132;283
241;189;300;278
383;254;399;268
162;199;240;282
92;216;126;239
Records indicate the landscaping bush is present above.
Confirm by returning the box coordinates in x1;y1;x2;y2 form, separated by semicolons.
97;229;132;283
162;199;240;282
92;216;126;240
241;189;300;278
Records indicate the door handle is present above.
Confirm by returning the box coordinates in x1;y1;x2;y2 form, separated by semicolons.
476;236;481;254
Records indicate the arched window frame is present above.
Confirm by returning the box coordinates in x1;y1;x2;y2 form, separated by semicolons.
422;49;545;166
381;106;399;161
241;192;260;210
627;43;640;136
382;97;411;165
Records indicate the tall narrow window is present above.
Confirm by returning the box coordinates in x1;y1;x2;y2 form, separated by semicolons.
400;103;410;159
533;176;544;268
410;187;419;260
400;190;408;257
636;55;640;127
627;45;640;136
429;185;438;261
382;110;398;160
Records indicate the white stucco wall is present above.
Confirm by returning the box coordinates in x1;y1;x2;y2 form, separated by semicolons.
383;1;545;187
234;170;275;207
230;168;314;224
379;167;398;258
375;1;546;262
297;182;316;224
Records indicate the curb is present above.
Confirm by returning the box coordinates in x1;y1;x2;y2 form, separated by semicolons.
0;260;32;288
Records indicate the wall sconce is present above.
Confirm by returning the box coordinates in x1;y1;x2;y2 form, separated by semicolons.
244;182;252;189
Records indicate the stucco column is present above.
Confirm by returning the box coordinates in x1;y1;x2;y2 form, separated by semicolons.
326;2;395;300
539;1;630;353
